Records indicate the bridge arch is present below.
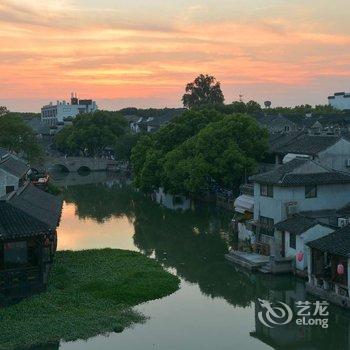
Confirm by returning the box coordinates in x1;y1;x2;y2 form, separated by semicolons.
51;164;70;172
77;166;92;174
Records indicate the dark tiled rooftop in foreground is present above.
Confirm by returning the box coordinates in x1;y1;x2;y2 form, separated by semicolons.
307;226;350;257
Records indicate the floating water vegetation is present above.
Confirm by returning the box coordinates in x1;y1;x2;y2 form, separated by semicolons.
0;249;180;349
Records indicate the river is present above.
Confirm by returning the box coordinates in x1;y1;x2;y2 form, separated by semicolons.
37;173;350;349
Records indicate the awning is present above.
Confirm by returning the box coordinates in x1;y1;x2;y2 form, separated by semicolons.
234;195;254;214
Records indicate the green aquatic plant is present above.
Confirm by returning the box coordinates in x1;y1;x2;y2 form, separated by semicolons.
0;249;180;349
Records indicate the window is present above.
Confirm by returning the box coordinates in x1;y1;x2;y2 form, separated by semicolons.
289;233;296;249
259;216;275;236
5;186;15;194
305;185;317;198
260;184;274;198
3;241;28;268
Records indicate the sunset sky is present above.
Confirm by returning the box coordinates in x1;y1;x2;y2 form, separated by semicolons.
1;0;350;111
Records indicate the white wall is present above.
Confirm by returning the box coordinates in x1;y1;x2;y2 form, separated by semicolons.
155;188;190;210
42;101;97;123
284;224;334;271
318;139;350;172
329;94;350;110
0;169;19;197
237;222;254;240
254;182;350;223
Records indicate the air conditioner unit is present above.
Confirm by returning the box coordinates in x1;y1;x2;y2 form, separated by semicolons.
286;202;298;217
338;218;348;227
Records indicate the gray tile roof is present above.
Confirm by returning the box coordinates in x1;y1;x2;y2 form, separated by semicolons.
0;148;9;160
250;158;350;186
0;156;29;178
255;114;298;131
277;135;341;155
275;216;318;235
0;201;50;239
300;209;338;218
337;204;350;216
9;183;63;229
307;226;350;257
269;132;306;153
123;115;140;123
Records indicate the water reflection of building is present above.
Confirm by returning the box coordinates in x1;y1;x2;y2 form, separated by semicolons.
250;278;350;349
0;183;62;303
155;188;191;211
250;280;313;349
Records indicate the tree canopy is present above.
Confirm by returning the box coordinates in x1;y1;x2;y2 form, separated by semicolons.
54;111;128;157
131;109;268;195
182;74;224;108
0;106;9;117
0;115;42;162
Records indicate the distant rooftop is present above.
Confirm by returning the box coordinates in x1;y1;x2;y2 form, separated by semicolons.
270;134;341;155
0;156;29;178
250;158;350;186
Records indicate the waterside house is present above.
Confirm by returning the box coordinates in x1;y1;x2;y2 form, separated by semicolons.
0;183;62;302
0;154;31;197
230;158;350;274
306;226;350;308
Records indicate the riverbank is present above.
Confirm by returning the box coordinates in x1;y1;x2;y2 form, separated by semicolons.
0;249;180;350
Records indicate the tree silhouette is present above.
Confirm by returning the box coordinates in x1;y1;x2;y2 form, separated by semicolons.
182;74;224;108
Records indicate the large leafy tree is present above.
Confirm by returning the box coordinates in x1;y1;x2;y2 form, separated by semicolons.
131;109;268;195
0;115;42;162
182;74;224;108
162;114;267;194
54;111;127;157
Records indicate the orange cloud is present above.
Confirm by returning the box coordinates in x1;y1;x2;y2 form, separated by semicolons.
1;0;350;109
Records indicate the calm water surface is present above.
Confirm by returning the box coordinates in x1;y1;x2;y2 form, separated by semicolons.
47;173;350;350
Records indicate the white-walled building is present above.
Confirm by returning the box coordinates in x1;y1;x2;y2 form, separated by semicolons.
0;154;30;197
41;93;97;124
328;92;350;111
233;158;350;273
275;216;334;272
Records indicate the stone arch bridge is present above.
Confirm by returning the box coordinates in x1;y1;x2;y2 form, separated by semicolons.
45;157;122;172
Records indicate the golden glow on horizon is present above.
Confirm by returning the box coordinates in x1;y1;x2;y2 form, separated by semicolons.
57;202;137;251
1;0;350;109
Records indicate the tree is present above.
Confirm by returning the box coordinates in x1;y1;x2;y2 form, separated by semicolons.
0;106;9;117
229;101;247;113
0;115;42;162
182;74;224;108
131;109;268;195
246;100;262;114
114;133;140;161
54;111;127;157
162;114;267;194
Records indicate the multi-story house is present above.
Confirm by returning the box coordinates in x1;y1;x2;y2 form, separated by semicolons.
268;134;350;171
328;92;350;111
233;158;350;273
0;153;30;197
41;93;97;125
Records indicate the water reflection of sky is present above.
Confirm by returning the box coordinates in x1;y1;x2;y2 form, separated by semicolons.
57;202;137;251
